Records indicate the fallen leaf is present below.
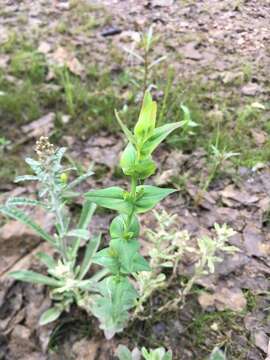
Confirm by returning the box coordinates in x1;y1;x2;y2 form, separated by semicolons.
243;224;263;256
152;0;174;6
72;338;100;360
198;287;247;311
220;184;259;207
251;129;267;146
22;113;55;139
37;41;52;54
254;330;269;353
241;83;262;96
51;47;84;76
182;43;203;60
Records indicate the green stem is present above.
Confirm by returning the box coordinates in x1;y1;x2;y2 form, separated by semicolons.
126;176;137;232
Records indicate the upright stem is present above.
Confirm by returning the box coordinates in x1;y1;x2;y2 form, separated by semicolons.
126;176;137;232
143;49;148;94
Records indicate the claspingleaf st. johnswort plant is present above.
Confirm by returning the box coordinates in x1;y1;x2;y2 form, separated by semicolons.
0;137;106;325
85;90;182;338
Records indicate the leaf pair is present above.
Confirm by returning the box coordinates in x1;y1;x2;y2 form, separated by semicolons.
93;238;149;275
86;185;176;214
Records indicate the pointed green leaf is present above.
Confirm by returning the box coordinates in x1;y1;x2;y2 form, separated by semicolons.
36;252;56;269
110;238;149;274
110;214;140;239
78;200;96;230
120;143;156;179
134;91;157;145
66;170;94;190
140;122;182;158
92;248;120;274
78;233;101;280
9;270;62;287
135;186;176;213
85;187;131;214
71;201;97;258
120;142;137;173
39;306;62;325
0;206;55;245
115;110;136;145
115;345;133;360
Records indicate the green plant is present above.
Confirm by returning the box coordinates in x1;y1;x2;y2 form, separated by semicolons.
85;91;182;338
0;137;104;325
135;210;238;314
167;104;198;146
56;66;89;116
1;91;181;338
122;26;166;92
11;50;47;83
207;144;239;187
116;345;172;360
133;210;192;318
209;347;226;360
0;136;10;151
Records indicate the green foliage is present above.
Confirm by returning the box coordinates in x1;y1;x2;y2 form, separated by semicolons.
115;345;172;360
209;347;226;360
2;91;179;339
1;136;102;326
10;50;47;83
85;90;180;337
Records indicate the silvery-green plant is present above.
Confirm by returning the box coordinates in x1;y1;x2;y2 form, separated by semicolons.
0;137;105;325
116;345;172;360
85;90;182;338
159;223;238;312
133;209;192;317
209;347;226;360
132;209;237;314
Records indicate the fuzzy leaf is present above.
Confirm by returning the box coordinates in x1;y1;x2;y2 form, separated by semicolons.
67;229;89;240
39;306;62;325
14;175;38;183
78;233;101;280
85;187;131;214
9;270;62;287
209;347;226;360
135;186;176;213
0;206;55;245
25;157;43;175
36;252;56;269
90;276;137;339
115;345;133;360
66;170;93;190
6;197;48;209
71;201;97;258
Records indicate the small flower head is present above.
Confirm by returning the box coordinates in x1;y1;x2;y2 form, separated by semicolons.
35;136;55;161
